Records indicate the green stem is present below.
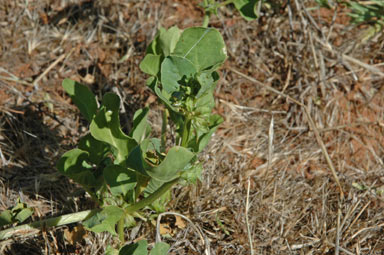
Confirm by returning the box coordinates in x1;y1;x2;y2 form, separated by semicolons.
161;109;169;153
202;0;211;27
117;217;125;243
125;178;179;214
181;117;190;147
218;0;234;8
0;209;97;241
202;0;235;27
202;14;210;28
134;173;150;201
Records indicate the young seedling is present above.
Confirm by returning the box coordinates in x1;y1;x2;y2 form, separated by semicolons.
0;1;258;254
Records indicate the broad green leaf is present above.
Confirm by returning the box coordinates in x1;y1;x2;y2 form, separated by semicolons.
126;144;148;177
144;178;163;196
146;77;178;112
0;210;12;227
195;90;215;114
83;206;124;235
105;246;119;255
126;138;161;177
159;26;181;56
119;240;148;255
14;208;33;223
145;146;195;182
130;108;151;143
62;79;98;122
57;149;98;188
233;0;258;21
196;71;219;98
127;142;195;182
180;163;203;184
150;242;170;255
146;32;161;55
189;114;223;153
173;27;226;72
144;178;170;213
90;93;137;164
154;84;177;112
79;134;109;165
103;165;136;197
161;56;196;94
139;54;162;76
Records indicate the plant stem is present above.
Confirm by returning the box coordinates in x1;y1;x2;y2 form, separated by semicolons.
117;217;125;243
202;0;235;27
161;109;169;153
218;0;234;8
125;178;179;214
202;0;211;27
0;209;97;241
181;117;190;147
202;14;210;28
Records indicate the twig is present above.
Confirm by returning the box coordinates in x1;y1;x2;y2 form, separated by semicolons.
344;201;371;239
335;203;341;255
316;38;384;78
0;75;34;87
325;241;355;255
156;212;210;255
33;50;73;87
228;67;344;199
245;177;254;255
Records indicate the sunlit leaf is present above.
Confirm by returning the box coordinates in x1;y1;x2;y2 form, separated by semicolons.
173;27;226;72
161;56;196;94
159;26;181;56
103;165;136;197
150;242;170;255
90;93;137;164
140;54;162;76
130;108;151;143
83;206;124;235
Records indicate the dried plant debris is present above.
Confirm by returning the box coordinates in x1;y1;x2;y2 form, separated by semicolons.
0;0;383;254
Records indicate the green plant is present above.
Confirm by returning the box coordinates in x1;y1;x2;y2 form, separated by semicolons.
55;23;227;253
315;0;384;42
0;199;33;228
0;1;258;254
315;0;384;26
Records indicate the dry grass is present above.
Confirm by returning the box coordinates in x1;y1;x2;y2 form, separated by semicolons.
1;0;383;254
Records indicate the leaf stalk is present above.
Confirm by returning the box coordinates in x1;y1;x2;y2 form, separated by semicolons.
0;209;97;241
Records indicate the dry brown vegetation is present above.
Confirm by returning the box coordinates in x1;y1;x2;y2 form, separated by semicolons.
1;0;384;254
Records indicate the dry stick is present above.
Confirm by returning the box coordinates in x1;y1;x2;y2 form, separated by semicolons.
0;75;34;87
344;201;371;239
316;38;384;78
155;212;210;255
245;177;254;255
263;115;274;177
228;67;344;199
336;204;341;255
33;51;73;87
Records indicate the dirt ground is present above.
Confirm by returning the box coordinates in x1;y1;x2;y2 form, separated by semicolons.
0;0;384;254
